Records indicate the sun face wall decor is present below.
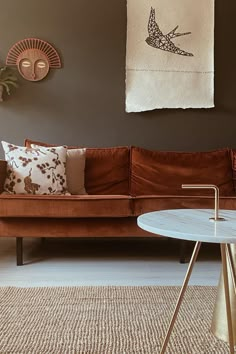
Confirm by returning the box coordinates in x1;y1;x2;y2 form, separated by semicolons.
6;38;61;81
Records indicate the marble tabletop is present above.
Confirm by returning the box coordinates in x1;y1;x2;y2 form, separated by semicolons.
137;209;236;243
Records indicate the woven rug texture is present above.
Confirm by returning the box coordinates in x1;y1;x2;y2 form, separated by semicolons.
0;286;232;354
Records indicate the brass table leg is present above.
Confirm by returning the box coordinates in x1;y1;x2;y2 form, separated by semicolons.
160;241;202;354
211;244;236;353
226;245;236;295
220;244;235;353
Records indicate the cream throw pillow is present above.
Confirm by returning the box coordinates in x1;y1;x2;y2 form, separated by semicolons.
31;144;87;195
66;149;87;194
2;141;68;195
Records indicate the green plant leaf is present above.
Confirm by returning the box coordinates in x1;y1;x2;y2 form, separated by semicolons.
0;66;19;96
3;80;18;87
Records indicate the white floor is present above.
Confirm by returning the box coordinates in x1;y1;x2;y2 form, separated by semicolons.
0;237;221;287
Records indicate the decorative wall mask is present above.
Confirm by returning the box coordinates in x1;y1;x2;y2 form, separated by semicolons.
6;38;61;81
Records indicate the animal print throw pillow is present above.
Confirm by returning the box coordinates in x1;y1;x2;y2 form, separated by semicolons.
31;144;87;195
1;141;68;195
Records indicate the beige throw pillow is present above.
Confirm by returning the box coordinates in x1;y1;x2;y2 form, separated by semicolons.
31;144;87;195
2;141;68;195
66;149;87;194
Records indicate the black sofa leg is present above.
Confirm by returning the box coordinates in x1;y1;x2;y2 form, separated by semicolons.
179;240;188;263
16;237;23;266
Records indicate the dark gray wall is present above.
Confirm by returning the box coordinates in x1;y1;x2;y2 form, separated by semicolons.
0;0;235;159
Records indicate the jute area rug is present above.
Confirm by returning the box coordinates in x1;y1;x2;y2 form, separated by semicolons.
0;286;232;354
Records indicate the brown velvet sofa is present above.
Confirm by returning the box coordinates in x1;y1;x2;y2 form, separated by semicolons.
0;139;236;266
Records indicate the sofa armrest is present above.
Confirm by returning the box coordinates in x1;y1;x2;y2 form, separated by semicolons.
0;160;7;193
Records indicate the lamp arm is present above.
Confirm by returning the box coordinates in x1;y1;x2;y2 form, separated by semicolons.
181;184;225;222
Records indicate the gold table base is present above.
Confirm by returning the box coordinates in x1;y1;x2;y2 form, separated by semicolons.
211;244;236;345
160;243;236;354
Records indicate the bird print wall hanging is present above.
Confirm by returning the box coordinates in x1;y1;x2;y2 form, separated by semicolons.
146;7;193;57
125;0;214;112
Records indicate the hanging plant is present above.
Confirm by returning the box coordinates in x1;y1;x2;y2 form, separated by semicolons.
0;66;18;101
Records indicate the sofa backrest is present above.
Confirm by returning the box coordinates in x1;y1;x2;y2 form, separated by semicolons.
230;149;236;192
0;160;7;193
24;139;130;195
130;146;234;196
24;140;235;197
84;147;130;194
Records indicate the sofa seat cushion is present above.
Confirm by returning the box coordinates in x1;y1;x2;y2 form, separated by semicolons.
133;195;236;216
0;194;133;218
131;147;234;196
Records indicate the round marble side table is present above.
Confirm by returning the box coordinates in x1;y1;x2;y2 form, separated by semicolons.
138;209;236;354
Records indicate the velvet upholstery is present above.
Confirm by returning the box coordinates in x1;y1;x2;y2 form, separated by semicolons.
231;149;236;192
130;146;234;196
0;194;132;218
84;147;130;194
25;139;130;195
0;160;7;193
1;142;236;246
0;217;152;238
133;195;236;216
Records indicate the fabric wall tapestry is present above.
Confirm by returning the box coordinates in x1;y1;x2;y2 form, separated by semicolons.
125;0;214;112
